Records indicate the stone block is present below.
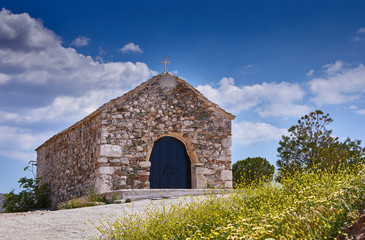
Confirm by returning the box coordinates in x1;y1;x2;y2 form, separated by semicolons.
196;167;215;175
136;146;143;151
100;144;123;157
222;136;232;148
97;157;108;163
98;166;115;175
94;174;113;194
220;170;232;181
139;161;151;168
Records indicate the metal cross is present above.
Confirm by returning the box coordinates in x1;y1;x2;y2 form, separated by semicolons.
160;57;171;73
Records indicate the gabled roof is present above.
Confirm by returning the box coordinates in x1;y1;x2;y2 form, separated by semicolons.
36;72;235;150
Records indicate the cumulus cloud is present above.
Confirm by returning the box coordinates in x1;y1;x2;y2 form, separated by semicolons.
197;77;310;117
308;61;365;105
0;9;154;89
0;9;156;161
0;126;53;162
232;120;287;145
357;28;365;34
120;42;143;53
352;28;365;42
323;60;343;75
355;109;365;115
306;69;314;77
0;9;60;52
71;35;90;47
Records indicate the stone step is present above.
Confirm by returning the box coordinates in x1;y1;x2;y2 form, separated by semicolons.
101;189;231;203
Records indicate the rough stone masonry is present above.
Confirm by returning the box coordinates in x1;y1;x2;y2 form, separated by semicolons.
36;72;235;206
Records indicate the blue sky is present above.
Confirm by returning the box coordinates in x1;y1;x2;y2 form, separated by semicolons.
0;0;365;193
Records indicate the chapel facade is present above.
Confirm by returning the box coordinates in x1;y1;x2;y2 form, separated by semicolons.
36;72;235;206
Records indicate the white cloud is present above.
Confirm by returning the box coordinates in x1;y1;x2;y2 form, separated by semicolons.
0;8;60;51
0;9;154;89
232;120;287;145
355;109;365;115
0;73;10;84
308;61;365;105
322;60;343;75
306;69;314;77
0;9;158;162
0;126;53;162
0;89;128;124
120;42;143;53
238;64;255;74
197;77;310;117
352;36;363;42
72;35;90;47
357;28;365;34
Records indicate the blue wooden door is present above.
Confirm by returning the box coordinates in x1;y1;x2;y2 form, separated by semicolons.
149;137;191;188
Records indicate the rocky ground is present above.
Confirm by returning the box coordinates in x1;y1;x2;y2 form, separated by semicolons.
0;197;185;240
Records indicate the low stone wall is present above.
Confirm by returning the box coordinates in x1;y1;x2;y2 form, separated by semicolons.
0;193;4;212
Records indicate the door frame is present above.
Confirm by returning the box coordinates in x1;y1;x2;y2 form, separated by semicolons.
145;132;198;188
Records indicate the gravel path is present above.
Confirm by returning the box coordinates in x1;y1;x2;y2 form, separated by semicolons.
0;197;186;240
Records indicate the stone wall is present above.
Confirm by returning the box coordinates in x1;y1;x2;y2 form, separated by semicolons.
36;114;101;206
94;73;233;193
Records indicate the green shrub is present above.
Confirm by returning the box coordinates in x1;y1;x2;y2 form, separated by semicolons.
3;161;51;213
3;177;50;212
232;157;275;188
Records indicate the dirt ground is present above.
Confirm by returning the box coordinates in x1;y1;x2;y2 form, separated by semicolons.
0;197;182;240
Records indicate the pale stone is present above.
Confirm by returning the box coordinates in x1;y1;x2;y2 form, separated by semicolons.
136;146;143;151
225;181;233;188
100;144;123;157
196;167;215;175
97;157;108;163
120;158;129;164
94;174;113;194
98;166;115;175
220;170;232;181
138;170;150;175
139;161;151;168
183;120;190;126
222;136;232;148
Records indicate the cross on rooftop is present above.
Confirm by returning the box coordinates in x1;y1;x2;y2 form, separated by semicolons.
160;57;171;73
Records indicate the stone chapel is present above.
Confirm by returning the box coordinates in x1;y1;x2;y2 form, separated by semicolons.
36;69;235;206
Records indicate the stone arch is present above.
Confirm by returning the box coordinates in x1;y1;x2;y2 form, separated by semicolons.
146;132;199;189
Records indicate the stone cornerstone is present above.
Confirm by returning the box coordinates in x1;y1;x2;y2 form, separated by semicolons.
36;72;235;206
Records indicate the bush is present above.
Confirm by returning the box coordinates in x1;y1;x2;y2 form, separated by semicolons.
3;161;51;213
232;157;275;188
3;177;50;212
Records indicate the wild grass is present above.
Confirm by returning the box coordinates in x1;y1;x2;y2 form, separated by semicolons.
94;165;365;239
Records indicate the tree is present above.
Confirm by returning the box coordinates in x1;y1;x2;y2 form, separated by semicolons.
277;110;365;179
232;157;275;187
3;161;50;212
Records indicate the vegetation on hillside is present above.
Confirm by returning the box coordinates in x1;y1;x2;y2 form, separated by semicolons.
94;165;365;239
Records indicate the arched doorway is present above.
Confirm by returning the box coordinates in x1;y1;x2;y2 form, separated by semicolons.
149;136;191;188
